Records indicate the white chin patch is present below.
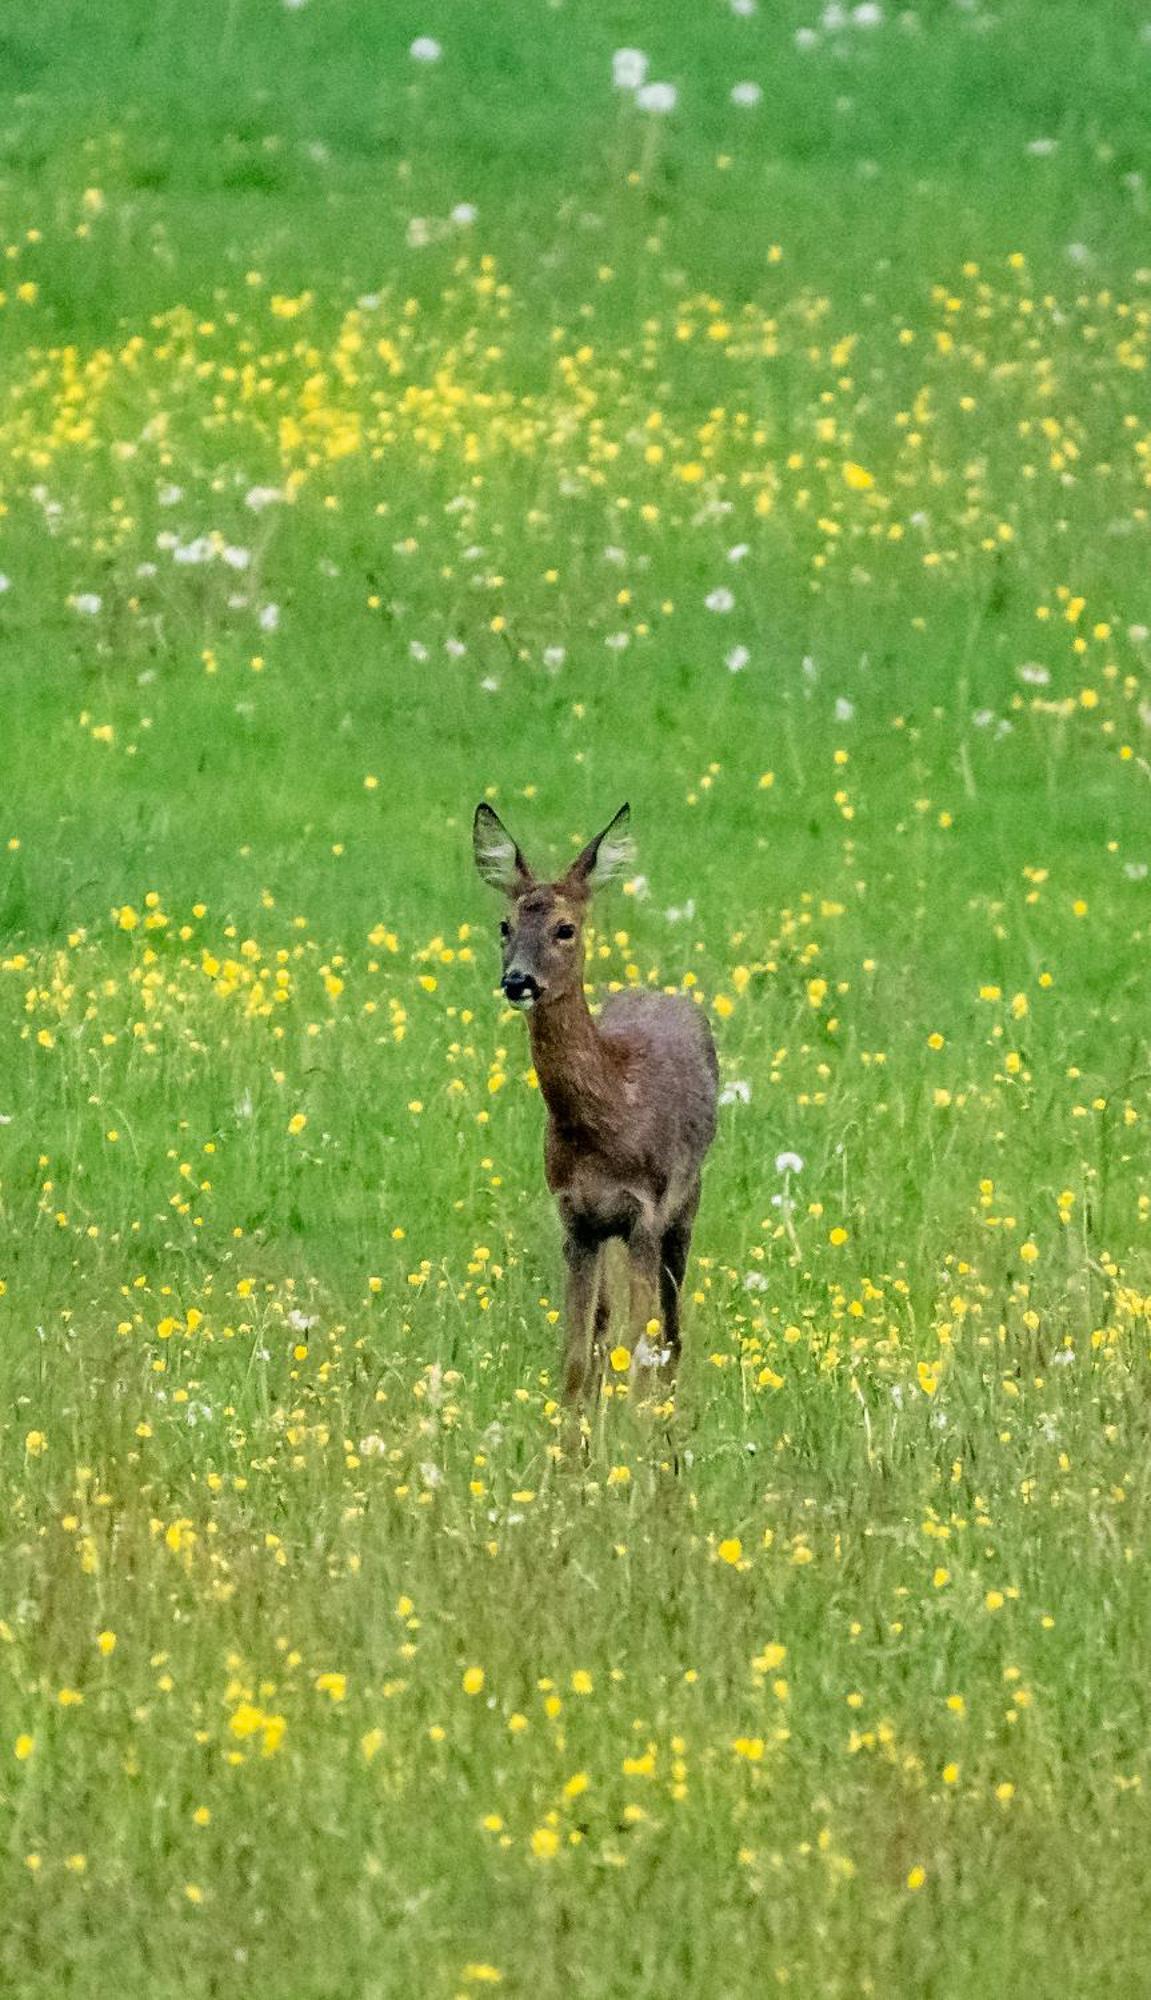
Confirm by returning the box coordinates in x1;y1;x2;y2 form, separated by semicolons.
507;993;536;1012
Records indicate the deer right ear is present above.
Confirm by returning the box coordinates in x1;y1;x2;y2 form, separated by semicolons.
473;804;533;895
563;802;635;896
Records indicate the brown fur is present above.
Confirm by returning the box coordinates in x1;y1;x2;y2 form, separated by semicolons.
473;803;718;1404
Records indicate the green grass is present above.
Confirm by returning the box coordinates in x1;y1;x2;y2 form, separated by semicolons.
2;1;1151;1993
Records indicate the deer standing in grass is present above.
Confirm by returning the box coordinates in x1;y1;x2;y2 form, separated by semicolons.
473;802;718;1406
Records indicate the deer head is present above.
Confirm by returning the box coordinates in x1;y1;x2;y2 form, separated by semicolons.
472;802;634;1010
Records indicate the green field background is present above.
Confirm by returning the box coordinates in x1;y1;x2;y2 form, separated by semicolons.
1;3;1150;1995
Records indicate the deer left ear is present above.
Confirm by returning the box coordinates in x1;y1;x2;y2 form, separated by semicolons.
473;803;534;895
564;803;635;895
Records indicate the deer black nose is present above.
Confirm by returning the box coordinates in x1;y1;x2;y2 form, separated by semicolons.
502;971;540;1005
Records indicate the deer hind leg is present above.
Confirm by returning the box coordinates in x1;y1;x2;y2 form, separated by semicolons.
659;1179;700;1388
562;1228;603;1407
626;1224;665;1399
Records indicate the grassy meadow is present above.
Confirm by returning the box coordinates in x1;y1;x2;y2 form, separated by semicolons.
2;1;1151;1992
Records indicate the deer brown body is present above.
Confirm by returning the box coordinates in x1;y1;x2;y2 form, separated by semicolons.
473;802;718;1404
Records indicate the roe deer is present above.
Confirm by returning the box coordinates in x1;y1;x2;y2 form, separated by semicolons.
473;801;718;1405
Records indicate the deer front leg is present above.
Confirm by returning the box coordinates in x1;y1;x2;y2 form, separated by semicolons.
562;1227;602;1406
592;1254;614;1368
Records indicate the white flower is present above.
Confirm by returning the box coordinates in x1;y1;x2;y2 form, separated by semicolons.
407;216;431;248
0;574;9;592
636;80;677;113
158;483;183;506
409;35;442;62
222;545;251;570
795;26;820;46
1124;862;1148;881
834;696;855;721
1017;662;1050;686
705;587;735;613
719;1079;751;1106
633;1334;672;1368
604;631;630;651
725;646;750;673
727;542;750;563
852;1;883;22
731;0;758;13
70;592;102;615
731;81;762;107
358;1434;387;1455
450;202;477;226
775;1150;804;1175
258;603;280;633
287;1309;317;1334
480;676;500;693
822;3;847;25
743;1272;769;1293
1026;137;1058;157
542;645;566;670
444;637;468;658
409;640;429;662
612;47;648;90
173;536;213;565
245;485;282;511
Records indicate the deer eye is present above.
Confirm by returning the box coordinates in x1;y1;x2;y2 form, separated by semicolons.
499;920;511;940
554;922;576;942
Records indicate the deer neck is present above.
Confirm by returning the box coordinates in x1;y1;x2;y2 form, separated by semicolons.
527;982;617;1133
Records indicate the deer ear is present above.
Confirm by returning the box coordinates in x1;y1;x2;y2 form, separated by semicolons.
564;803;635;895
473;804;533;895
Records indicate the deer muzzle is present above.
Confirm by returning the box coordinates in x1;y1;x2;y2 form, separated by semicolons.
502;971;541;1009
